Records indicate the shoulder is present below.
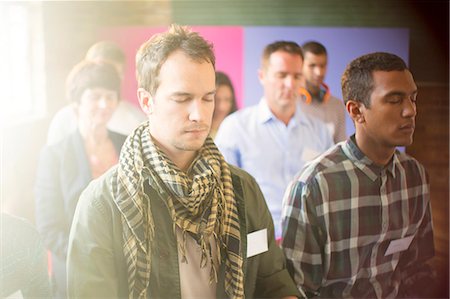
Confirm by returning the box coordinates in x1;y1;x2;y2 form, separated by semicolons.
296;142;348;183
229;164;264;201
216;106;259;142
298;108;334;141
77;166;117;215
48;106;76;131
327;95;344;105
395;150;428;179
40;131;78;159
222;106;258;126
82;165;116;197
298;105;325;127
283;144;347;208
229;164;261;196
228;164;273;225
327;95;346;110
229;164;258;185
52;105;76;120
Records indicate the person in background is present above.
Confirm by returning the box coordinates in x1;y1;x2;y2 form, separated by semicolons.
67;24;300;299
35;60;127;298
215;41;333;239
0;213;51;299
47;41;146;144
298;41;347;143
282;52;435;298
210;71;238;138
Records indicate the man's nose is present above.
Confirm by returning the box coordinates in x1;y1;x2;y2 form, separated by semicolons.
314;67;325;77
189;99;205;122
402;97;417;118
284;76;295;89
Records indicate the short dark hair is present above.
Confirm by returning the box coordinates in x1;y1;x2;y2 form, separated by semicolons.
215;71;237;114
136;24;215;96
302;41;327;56
85;41;126;66
261;41;303;70
66;60;121;103
341;52;408;108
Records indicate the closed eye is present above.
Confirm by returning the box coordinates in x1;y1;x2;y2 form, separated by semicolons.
275;72;287;79
203;91;216;102
387;96;402;104
171;96;191;103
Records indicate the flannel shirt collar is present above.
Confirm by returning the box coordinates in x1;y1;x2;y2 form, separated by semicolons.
343;135;397;181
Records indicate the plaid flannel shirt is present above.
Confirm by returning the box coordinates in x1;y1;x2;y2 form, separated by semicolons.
281;136;434;298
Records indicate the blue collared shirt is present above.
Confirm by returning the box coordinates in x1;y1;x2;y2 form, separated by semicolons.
215;99;333;238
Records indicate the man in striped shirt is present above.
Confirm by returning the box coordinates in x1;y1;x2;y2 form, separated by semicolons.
282;52;434;298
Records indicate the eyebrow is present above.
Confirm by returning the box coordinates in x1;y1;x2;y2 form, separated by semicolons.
274;71;302;75
384;89;418;97
170;90;216;98
170;92;191;98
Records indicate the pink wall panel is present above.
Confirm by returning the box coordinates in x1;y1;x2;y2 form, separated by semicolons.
100;26;244;108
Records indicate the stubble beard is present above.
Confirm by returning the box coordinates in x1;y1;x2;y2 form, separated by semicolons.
172;132;208;152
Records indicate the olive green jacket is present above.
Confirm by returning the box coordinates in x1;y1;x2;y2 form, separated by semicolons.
67;164;299;298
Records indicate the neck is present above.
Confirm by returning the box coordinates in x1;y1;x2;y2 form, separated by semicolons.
269;102;296;126
305;81;321;97
355;131;395;166
151;138;198;173
210;117;223;135
277;112;294;126
172;152;197;173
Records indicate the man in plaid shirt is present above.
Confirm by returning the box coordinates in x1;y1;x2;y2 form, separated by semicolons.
281;52;434;298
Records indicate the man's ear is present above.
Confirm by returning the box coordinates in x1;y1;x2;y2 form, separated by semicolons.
257;68;265;85
346;100;366;124
137;88;153;115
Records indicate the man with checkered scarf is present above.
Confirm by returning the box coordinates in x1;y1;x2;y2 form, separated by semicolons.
67;24;300;299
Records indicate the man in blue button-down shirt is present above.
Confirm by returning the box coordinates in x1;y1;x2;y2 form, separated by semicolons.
215;41;333;239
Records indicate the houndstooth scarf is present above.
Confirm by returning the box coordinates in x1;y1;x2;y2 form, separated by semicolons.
112;121;244;299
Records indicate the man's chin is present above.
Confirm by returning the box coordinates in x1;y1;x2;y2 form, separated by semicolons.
278;97;296;106
395;136;414;148
175;139;207;152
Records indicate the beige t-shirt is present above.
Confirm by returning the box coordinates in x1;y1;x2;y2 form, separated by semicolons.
298;94;347;143
176;227;218;299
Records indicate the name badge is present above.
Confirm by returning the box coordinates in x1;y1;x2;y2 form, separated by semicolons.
385;235;414;256
247;228;268;258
